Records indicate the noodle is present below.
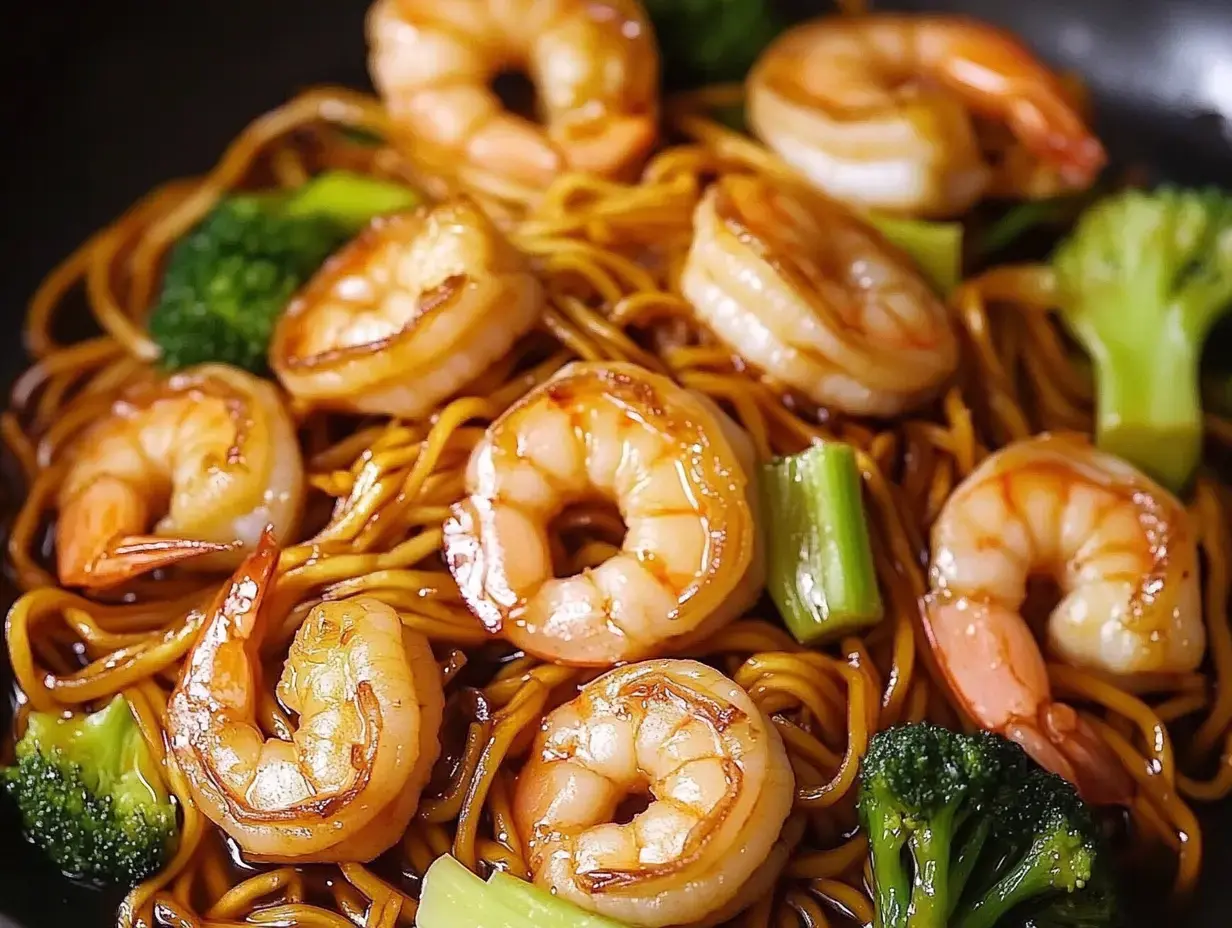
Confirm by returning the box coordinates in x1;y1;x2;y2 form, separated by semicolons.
2;71;1230;928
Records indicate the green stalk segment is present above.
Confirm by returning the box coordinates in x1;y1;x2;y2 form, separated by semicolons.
760;442;884;645
867;214;964;294
415;855;629;928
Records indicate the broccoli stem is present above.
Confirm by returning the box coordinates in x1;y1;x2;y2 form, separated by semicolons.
947;815;992;916
907;805;962;928
863;808;912;928
1054;186;1232;493
1089;329;1202;492
954;841;1075;928
760;442;884;645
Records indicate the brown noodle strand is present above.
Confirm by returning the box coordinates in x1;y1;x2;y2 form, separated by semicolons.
452;677;552;870
809;878;875;926
1048;664;1176;785
204;869;303;919
1087;717;1203;895
1190;480;1232;759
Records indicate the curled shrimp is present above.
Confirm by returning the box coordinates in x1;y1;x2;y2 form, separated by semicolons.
168;532;444;861
924;434;1203;804
444;361;764;666
56;364;303;590
366;0;659;188
271;198;543;419
513;658;795;928
680;174;958;416
747;14;1106;217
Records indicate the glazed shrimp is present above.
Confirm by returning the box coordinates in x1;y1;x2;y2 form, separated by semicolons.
747;15;1106;217
924;434;1203;804
444;361;764;666
168;532;444;861
56;364;303;590
366;0;659;188
681;174;958;416
513;659;795;928
270;198;543;419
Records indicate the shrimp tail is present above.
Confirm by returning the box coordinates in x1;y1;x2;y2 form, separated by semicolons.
198;528;280;642
1005;705;1134;806
66;536;239;590
1007;95;1107;186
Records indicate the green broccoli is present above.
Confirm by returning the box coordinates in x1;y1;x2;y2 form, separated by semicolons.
1052;187;1232;492
643;0;787;87
3;695;177;885
858;723;1117;928
148;170;420;374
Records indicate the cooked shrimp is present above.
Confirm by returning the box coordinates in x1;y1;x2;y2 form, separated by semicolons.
270;198;543;418
56;364;303;590
366;0;659;188
444;361;764;666
747;15;1106;217
681;174;958;416
513;659;795;928
924;434;1203;804
168;532;444;862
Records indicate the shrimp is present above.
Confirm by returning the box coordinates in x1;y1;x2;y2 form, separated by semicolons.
924;434;1203;804
56;364;303;591
444;361;764;666
167;532;444;862
746;15;1106;217
366;0;659;188
680;174;958;416
513;659;795;928
270;198;543;419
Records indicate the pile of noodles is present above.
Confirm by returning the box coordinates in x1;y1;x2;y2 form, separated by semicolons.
5;82;1232;928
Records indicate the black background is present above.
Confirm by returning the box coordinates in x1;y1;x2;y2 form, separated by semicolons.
1;0;1230;925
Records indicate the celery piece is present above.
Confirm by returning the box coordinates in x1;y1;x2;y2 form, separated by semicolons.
416;855;628;928
760;442;884;645
487;871;627;928
284;170;421;232
867;214;964;294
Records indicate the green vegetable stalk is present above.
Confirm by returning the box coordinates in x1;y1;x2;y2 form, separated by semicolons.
760;442;883;645
975;193;1097;260
148;169;420;374
1053;186;1232;491
417;854;628;928
868;214;964;294
3;696;178;885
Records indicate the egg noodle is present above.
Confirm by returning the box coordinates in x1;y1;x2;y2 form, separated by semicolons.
4;81;1232;928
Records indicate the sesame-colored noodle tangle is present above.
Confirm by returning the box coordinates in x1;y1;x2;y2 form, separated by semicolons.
4;73;1232;928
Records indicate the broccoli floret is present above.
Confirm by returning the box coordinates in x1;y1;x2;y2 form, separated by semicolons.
858;723;1027;927
858;723;1117;928
643;0;787;87
3;696;177;885
148;170;420;374
1052;187;1232;491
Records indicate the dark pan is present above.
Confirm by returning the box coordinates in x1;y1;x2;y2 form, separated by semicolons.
1;0;1229;924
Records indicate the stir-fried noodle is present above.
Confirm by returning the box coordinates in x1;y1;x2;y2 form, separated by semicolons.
4;83;1232;928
